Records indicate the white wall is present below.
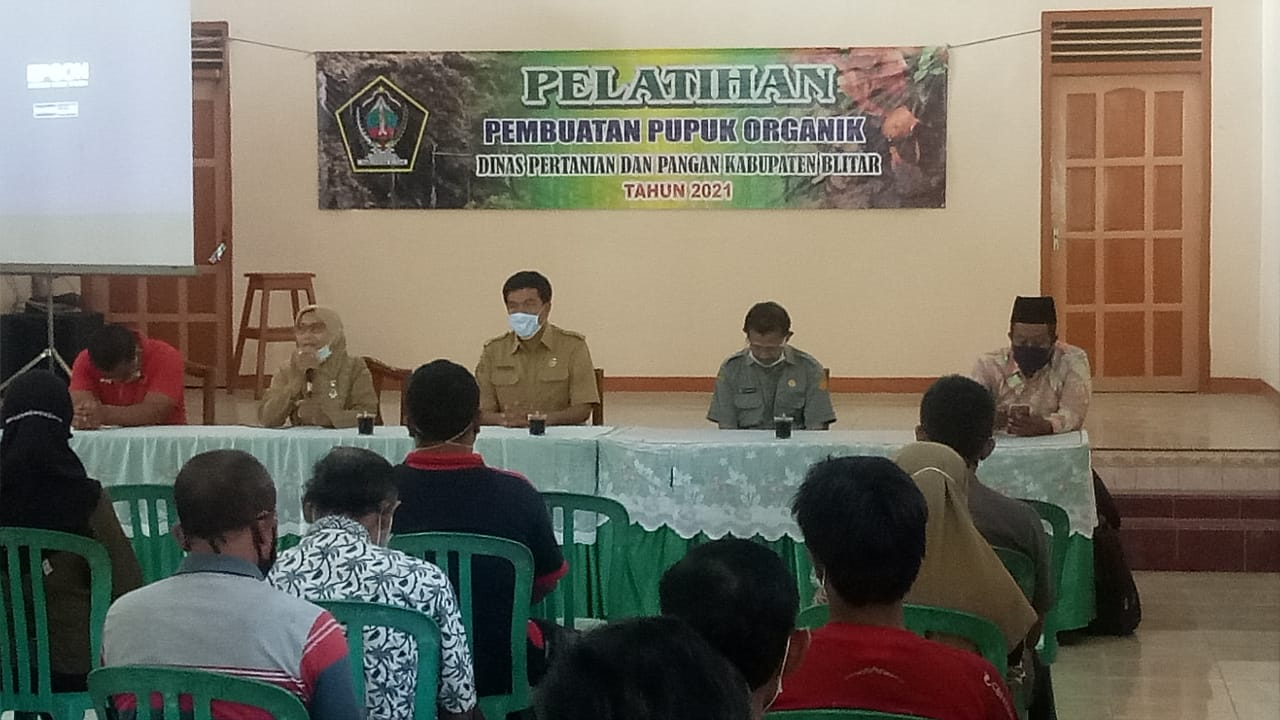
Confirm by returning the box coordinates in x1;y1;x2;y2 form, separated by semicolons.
1261;0;1280;393
189;0;1268;382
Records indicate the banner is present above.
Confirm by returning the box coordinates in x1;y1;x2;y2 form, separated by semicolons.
316;47;948;210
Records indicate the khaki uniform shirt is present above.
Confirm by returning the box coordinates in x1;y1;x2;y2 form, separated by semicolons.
708;346;836;430
259;352;379;429
476;323;599;416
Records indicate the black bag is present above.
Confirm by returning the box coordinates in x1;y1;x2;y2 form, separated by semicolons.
1085;472;1142;636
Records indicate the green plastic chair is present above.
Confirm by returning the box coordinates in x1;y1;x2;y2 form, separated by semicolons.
88;665;309;720
993;546;1037;603
0;527;112;720
316;600;442;720
795;603;1007;675
536;492;630;627
767;710;934;719
107;484;184;584
389;532;533;720
1021;499;1070;663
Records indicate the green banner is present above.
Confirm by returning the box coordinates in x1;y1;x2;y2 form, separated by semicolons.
317;47;948;210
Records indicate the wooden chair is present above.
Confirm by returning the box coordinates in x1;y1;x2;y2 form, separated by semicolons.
365;357;412;426
591;367;605;425
231;272;316;400
184;360;215;425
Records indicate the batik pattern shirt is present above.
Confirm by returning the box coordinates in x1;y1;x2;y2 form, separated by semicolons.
269;515;476;719
970;341;1092;433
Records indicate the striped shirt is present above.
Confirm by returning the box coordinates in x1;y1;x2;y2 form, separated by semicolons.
102;554;359;720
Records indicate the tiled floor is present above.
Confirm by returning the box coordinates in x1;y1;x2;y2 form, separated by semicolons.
1054;572;1279;720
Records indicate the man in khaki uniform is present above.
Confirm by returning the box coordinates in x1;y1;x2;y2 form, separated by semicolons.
708;301;836;430
476;270;599;427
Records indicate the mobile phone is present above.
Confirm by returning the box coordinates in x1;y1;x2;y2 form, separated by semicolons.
1010;404;1031;418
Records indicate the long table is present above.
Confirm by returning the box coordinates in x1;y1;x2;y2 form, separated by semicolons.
67;424;1096;628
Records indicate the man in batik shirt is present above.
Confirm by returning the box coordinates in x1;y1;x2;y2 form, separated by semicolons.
970;296;1091;436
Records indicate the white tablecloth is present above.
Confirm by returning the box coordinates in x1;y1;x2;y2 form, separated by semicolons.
596;428;1096;540
69;425;611;535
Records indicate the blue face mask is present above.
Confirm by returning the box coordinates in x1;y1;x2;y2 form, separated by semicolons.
508;312;541;339
315;345;333;363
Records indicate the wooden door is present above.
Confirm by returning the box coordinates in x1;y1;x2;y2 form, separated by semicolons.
81;23;232;384
1043;10;1210;392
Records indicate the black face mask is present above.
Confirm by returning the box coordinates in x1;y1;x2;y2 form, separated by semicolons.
1012;345;1053;377
253;523;279;576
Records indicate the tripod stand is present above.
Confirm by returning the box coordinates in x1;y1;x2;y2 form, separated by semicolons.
0;274;72;392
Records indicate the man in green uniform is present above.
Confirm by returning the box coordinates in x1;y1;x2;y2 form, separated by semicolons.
708;302;836;430
476;270;599;427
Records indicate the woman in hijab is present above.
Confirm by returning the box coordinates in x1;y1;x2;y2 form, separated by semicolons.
893;441;1038;653
259;305;379;428
0;370;143;691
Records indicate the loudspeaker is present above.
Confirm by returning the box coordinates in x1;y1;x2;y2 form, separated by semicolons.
0;311;105;383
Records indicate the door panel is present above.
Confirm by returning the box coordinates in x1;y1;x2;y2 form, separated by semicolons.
1049;73;1204;391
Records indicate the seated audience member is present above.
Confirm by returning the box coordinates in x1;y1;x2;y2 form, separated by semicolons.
708;301;835;430
101;450;361;720
475;270;598;427
970;296;1090;436
391;360;567;696
260;305;378;428
0;370;143;691
894;442;1038;652
917;375;1059;720
534;616;752;720
771;456;1017;720
270;447;477;720
70;323;186;427
918;375;1054;623
659;538;808;719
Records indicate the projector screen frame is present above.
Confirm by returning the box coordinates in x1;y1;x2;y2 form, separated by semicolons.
0;264;198;276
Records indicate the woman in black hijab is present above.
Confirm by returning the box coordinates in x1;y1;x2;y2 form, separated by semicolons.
1;370;143;691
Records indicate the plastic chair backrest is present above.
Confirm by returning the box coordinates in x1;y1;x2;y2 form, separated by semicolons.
536;492;630;626
389;532;533;720
1021;498;1070;663
0;527;112;720
767;710;935;720
88;665;309;720
993;546;1037;602
794;603;1007;675
903;604;1008;676
107;484;184;584
316;599;442;720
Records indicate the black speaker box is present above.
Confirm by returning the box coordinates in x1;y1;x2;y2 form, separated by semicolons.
0;311;105;384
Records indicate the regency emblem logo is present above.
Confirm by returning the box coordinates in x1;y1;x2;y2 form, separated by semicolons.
334;75;429;173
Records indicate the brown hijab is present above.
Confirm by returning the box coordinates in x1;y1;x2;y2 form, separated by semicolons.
894;441;1037;651
295;305;348;361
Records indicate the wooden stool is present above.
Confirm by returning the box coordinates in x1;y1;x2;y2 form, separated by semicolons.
231;272;316;399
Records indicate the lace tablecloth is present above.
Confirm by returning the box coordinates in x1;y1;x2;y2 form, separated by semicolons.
69;425;610;536
597;428;1096;540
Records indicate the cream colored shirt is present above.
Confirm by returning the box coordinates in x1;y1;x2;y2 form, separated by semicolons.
970;341;1092;433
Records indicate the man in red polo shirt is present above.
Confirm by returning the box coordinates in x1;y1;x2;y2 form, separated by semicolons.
69;324;186;427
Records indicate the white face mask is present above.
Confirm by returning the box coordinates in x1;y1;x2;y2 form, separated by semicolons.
508;312;541;339
315;345;333;362
750;350;786;368
374;512;393;546
765;635;793;710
